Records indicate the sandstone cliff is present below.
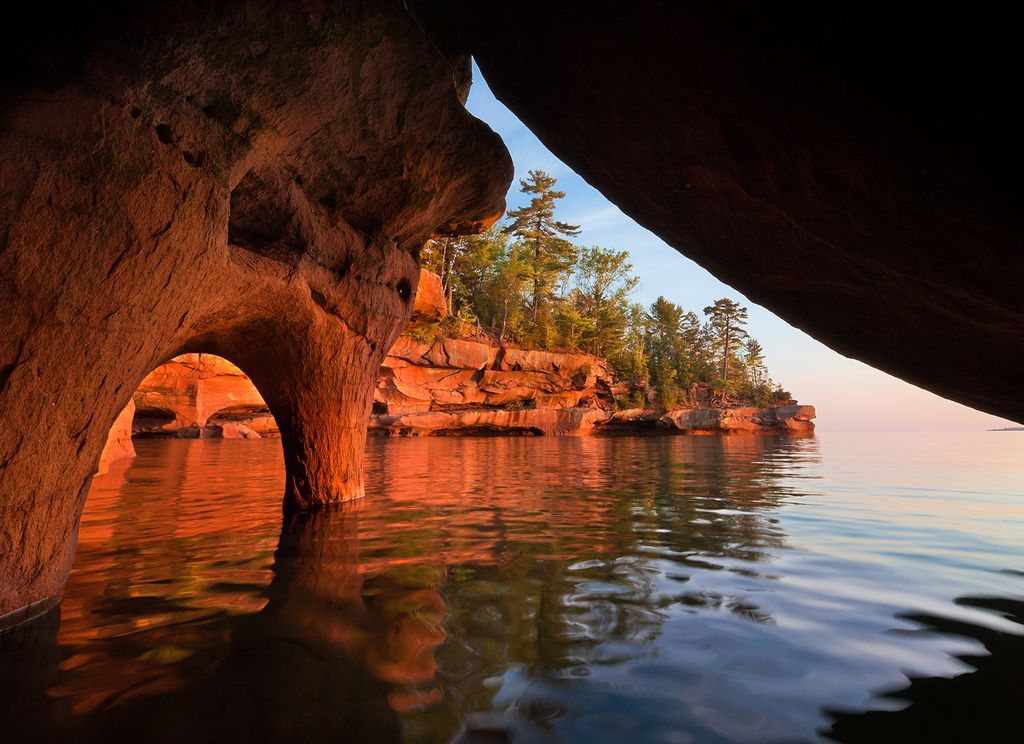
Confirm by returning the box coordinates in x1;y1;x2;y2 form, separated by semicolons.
0;1;516;623
96;400;136;474
126;273;814;440
128;345;814;439
365;273;815;436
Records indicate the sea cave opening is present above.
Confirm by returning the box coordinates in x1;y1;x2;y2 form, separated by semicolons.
91;351;286;544
1;3;1021;739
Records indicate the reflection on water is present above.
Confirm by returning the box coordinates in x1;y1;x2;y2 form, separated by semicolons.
1;433;1022;742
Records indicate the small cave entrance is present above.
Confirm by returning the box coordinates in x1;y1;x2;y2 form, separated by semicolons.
97;353;282;476
129;353;279;441
203;406;280;440
132;406;181;438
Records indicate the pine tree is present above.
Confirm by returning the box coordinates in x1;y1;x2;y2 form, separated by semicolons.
703;298;749;387
489;243;531;343
646;297;687;408
743;338;766;391
613;302;651;379
572;246;639;358
504;170;580;322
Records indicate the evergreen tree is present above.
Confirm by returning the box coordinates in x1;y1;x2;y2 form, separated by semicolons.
504;170;580;323
612;302;651;380
646;297;688;408
555;297;597;350
572;246;639;358
703;298;749;387
743;338;767;391
421;173;796;407
449;227;509;320
488;243;531;343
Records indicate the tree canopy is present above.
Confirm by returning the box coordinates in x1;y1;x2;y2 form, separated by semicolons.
420;171;792;408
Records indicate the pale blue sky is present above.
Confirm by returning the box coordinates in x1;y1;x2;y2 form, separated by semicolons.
466;64;1018;432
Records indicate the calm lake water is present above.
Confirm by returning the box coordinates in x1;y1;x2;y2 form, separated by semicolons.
2;432;1022;742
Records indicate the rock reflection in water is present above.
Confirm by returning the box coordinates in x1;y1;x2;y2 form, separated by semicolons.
3;508;431;742
1;435;805;741
823;595;1024;742
3;432;1020;742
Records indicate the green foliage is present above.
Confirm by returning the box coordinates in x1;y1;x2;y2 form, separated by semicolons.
415;170;793;409
504;170;580;323
406;322;439;344
572;246;638;358
625;388;648;409
703;298;750;389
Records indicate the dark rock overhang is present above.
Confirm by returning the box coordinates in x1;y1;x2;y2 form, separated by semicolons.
409;0;1023;423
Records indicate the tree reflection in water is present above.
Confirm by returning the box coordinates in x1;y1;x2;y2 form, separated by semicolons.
9;433;1012;742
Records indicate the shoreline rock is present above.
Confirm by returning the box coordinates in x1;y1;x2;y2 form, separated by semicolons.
126;272;814;441
369;404;816;437
128;346;815;440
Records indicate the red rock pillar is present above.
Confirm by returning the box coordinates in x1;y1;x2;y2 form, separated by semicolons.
223;247;413;509
0;2;512;626
96;400;137;475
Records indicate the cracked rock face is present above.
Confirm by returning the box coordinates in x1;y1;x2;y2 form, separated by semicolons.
0;2;511;624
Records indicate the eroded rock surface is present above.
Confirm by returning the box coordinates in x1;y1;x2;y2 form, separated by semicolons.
124;329;813;439
376;335;612;415
660;405;816;435
133;354;269;438
96;400;136;475
0;3;511;624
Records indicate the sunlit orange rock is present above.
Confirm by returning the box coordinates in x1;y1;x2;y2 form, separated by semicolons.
0;3;511;625
372;407;611;437
134;354;268;437
662;405;816;433
411;269;447;322
372;328;616;429
127;346;815;440
96;400;136;475
498;347;610;380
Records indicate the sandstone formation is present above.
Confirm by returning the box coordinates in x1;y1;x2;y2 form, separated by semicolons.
411;268;447;322
122;332;814;439
373;405;815;437
96;400;136;475
659;405;816;435
0;3;511;625
133;354;271;438
6;0;1004;631
413;2;1023;424
376;335;612;414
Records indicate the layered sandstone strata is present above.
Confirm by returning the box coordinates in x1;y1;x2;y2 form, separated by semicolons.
375;336;613;415
373;403;816;437
658;405;816;434
122;327;814;439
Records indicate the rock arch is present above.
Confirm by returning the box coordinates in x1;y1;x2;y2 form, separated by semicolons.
0;3;512;626
130;354;273;439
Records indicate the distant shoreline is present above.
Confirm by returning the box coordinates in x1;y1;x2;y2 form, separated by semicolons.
990;426;1024;431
